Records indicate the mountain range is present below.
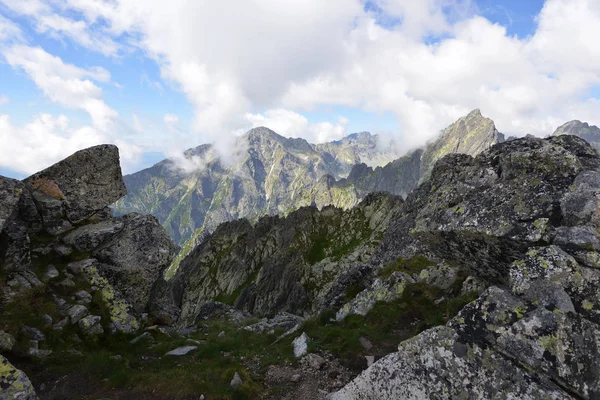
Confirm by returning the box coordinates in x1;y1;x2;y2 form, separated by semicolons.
3;117;600;399
114;109;505;245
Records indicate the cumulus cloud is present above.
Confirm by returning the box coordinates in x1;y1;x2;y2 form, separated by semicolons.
1;0;600;169
0;113;105;174
246;109;348;143
164;114;179;125
4;45;118;130
0;113;143;175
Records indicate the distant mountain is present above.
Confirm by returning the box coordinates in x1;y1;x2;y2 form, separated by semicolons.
333;109;504;199
114;109;504;245
114;128;399;244
553;120;600;152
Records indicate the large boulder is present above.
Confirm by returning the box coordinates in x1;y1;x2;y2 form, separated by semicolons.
24;144;126;223
0;354;38;400
92;213;178;313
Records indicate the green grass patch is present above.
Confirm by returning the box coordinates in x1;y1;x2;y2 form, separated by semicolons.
377;255;436;280
303;281;478;370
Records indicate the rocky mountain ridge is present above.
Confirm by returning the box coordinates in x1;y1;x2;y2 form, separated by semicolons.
114;109;504;245
3;125;600;399
553;119;600;152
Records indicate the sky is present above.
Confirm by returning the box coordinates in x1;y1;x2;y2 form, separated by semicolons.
0;0;599;178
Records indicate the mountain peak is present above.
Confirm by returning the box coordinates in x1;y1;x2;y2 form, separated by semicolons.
553;119;600;152
553;120;599;136
466;108;483;118
420;109;504;178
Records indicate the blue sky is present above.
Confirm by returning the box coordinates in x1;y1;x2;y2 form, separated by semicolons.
0;0;598;178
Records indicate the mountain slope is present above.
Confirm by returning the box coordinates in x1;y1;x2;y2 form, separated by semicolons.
553;120;600;152
115;110;504;244
115;128;399;243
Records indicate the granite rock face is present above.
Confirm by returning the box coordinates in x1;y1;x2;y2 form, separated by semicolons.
24;144;126;223
330;135;600;399
171;192;403;326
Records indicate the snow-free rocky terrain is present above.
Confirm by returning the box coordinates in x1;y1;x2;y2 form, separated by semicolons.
3;115;600;399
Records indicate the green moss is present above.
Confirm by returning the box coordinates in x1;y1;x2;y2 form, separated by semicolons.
304;282;477;369
306;234;330;264
514;305;527;319
378;255;436;280
582;300;594;311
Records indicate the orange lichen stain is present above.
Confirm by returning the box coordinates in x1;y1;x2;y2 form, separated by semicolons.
29;177;65;200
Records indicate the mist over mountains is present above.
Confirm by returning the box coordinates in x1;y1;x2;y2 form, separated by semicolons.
114;109;506;245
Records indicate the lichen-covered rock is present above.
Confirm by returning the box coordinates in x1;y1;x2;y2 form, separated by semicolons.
496;309;600;399
3;270;43;300
92;213;177;313
328;326;568;400
24;144;126;223
63;304;89;325
335;271;413;321
560;170;600;227
62;218;125;252
243;312;302;334
0;331;16;353
0;354;38;400
460;276;488;295
68;259;139;334
78;315;104;337
415;262;459;290
31;191;72;235
380;135;600;284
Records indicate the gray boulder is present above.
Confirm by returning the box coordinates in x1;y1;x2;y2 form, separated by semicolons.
165;346;197;356
0;331;16;352
328;325;568;400
92;213;177;313
0;354;38;400
24;144;126;223
62;218;125;252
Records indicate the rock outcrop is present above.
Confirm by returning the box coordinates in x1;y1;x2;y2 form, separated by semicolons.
171;192;404;326
0;354;37;400
0;144;177;389
553;120;600;152
330;134;600;399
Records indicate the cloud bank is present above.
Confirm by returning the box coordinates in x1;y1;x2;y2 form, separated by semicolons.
0;0;599;173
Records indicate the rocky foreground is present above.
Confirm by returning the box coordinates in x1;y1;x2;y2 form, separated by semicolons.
1;132;600;399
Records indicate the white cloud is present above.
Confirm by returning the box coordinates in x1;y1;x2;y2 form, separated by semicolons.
0;113;143;175
245;109;348;144
132;114;144;133
0;12;22;42
1;0;600;164
0;113;104;174
3;45;118;131
0;0;119;56
163;114;179;125
0;95;8;106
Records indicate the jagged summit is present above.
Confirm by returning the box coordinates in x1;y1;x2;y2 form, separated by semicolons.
420;109;504;178
114;110;506;245
553;120;600;152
